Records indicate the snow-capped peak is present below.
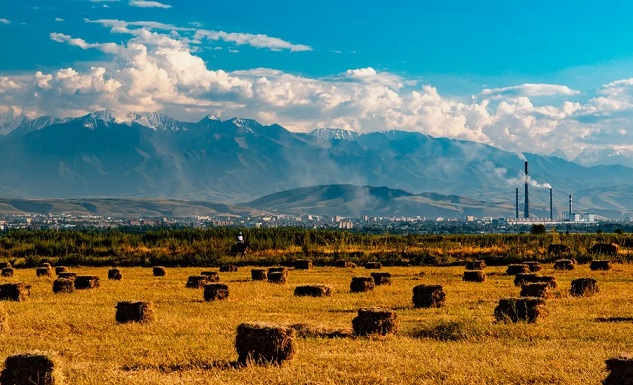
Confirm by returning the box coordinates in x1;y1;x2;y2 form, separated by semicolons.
0;110;29;135
126;112;187;131
309;127;359;141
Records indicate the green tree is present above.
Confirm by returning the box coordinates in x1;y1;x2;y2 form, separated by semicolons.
530;224;546;235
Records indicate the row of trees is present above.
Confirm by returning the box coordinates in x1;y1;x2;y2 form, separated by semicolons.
0;227;629;267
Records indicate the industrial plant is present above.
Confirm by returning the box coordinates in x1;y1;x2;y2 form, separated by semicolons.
506;161;595;225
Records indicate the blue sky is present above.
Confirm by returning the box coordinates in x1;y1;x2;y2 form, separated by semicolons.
2;0;633;157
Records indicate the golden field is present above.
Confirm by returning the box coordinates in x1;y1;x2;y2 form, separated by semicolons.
0;263;632;384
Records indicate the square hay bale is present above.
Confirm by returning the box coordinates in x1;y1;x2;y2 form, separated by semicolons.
465;260;486;270
54;266;68;275
204;283;229;301
533;275;558;289
604;356;633;385
186;275;208;288
52;279;74;294
1;268;13;277
294;285;333;297
370;272;392;285
201;271;220;282
526;261;542;272
0;351;63;385
235;323;295;365
294;259;313;270
335;260;352;268
506;264;530;275
267;271;287;284
350;277;375;293
108;268;122;280
514;273;541;286
463;270;486;282
0;283;30;301
570;278;599;297
268;267;287;274
412;284;445;308
520;283;550;298
364;262;381;269
220;265;238;272
152;266;166;276
352;308;398;336
554;259;575;270
115;301;155;323
0;262;11;269
57;272;76;280
74;276;99;290
251;269;267;281
36;267;52;278
40;262;51;268
494;297;547;323
590;260;612;271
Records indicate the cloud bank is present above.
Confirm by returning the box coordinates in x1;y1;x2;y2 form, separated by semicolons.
0;19;632;158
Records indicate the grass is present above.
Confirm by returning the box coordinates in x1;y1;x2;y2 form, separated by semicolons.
0;263;631;384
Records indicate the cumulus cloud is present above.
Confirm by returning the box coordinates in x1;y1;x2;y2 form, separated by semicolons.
129;1;171;8
193;30;312;52
0;26;632;158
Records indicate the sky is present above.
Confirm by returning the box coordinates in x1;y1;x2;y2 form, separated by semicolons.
2;0;633;158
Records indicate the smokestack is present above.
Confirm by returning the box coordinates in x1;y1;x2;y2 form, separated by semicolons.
550;188;553;221
515;188;519;219
569;194;573;220
524;161;529;218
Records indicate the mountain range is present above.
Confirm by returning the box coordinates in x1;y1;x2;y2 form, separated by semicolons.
1;109;633;219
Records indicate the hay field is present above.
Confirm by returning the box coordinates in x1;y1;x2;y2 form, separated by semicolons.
0;264;632;384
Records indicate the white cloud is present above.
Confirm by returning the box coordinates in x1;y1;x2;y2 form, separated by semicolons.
55;18;64;22
0;19;10;24
129;1;171;8
480;83;580;98
193;30;312;52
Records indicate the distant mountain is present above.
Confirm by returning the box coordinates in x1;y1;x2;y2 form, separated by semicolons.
0;111;28;135
573;147;633;168
246;184;514;217
1;110;633;218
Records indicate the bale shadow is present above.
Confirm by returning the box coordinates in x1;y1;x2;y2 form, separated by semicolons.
595;317;633;323
122;360;242;372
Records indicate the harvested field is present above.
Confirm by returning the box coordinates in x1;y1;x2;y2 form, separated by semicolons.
0;264;629;384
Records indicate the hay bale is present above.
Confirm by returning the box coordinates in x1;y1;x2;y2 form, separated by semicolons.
152;266;166;276
506;264;530;275
352;308;398;336
526;261;542;272
52;279;74;294
370;272;392;285
364;262;381;269
219;265;238;272
251;269;267;281
36;267;52;278
494;297;547;323
335;260;353;268
54;266;68;275
412;284;445;308
294;285;333;297
0;283;30;301
294;259;313;270
0;262;11;269
520;283;550;298
115;301;155;323
0;351;63;385
554;259;575;270
107;268;122;280
267;267;288;284
463;270;486;282
201;271;220;282
204;283;229;301
40;262;51;268
235;323;295;365
570;278;599;297
533;275;558;289
514;273;541;286
465;260;486;270
74;276;99;290
350;277;375;293
186;275;208;288
57;272;76;280
604;356;633;385
1;268;13;278
590;260;612;271
268;267;287;273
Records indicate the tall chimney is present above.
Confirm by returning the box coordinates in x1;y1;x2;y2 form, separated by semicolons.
550;188;553;220
515;188;519;219
524;161;529;218
569;194;573;220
